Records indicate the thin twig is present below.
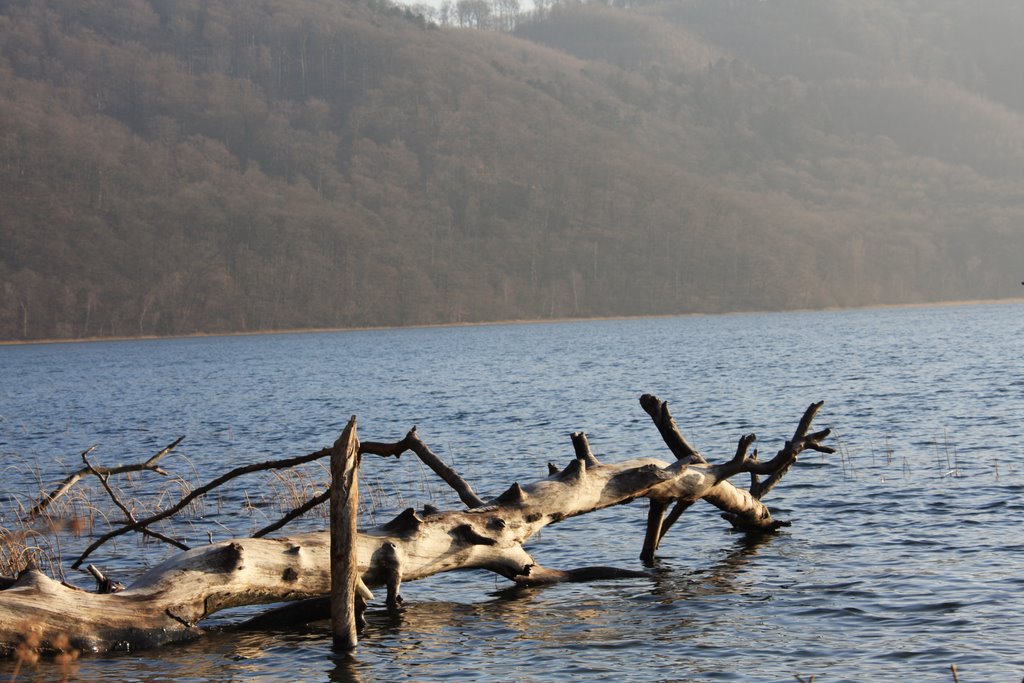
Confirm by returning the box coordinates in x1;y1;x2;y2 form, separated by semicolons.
253;489;330;538
26;437;183;520
85;564;123;594
72;444;333;568
81;452;188;551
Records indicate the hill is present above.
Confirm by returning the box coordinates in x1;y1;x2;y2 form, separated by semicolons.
1;0;1022;340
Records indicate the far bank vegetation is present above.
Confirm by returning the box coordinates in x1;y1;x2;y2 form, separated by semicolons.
2;0;1022;341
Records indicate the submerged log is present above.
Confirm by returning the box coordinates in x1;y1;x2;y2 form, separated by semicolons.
0;395;832;655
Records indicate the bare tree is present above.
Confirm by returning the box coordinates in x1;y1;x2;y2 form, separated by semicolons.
0;395;831;654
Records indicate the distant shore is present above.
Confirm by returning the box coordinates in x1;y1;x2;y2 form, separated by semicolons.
2;297;1022;347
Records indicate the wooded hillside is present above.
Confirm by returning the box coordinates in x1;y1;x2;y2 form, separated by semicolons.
1;0;1021;341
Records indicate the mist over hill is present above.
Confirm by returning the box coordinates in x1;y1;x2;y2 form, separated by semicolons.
1;0;1021;341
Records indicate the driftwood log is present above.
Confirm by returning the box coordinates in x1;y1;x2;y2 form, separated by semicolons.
0;395;832;655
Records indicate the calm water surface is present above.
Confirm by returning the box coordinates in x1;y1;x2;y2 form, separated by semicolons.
1;303;1022;681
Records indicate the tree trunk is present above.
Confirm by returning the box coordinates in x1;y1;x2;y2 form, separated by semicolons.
0;395;831;655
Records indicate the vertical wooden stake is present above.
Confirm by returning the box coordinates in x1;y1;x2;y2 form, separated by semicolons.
330;416;360;651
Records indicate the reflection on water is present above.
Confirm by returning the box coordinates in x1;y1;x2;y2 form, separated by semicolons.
647;533;771;601
1;303;1023;680
326;652;362;683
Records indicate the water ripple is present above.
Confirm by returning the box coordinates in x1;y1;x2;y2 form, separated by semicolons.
1;304;1023;681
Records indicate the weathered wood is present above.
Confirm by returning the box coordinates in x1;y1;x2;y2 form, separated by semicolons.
639;395;704;463
74;427;484;569
0;455;699;652
638;394;703;555
570;432;601;469
0;395;832;655
330;417;360;650
640;499;668;565
641;397;832;534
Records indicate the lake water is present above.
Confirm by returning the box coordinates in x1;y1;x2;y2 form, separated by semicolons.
0;303;1022;682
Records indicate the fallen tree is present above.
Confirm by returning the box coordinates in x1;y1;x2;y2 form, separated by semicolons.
0;394;832;655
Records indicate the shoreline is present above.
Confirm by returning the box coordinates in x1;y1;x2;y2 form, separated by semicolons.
2;297;1022;347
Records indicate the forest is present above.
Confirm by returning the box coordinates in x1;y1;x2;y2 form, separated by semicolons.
1;0;1023;341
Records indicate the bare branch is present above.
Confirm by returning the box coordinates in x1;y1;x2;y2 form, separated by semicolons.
253;489;331;538
640;395;832;535
640;500;668;565
362;427;484;508
748;402;834;500
261;427;491;539
710;433;758;482
645;426;746;558
638;395;705;463
71;444;334;569
26;437;183;520
82;452;188;551
85;565;123;594
74;425;486;565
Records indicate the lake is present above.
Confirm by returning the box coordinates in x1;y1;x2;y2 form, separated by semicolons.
1;303;1022;681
